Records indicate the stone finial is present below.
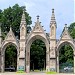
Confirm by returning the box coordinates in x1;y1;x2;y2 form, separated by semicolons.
65;24;67;27
36;15;40;20
52;8;54;13
50;8;57;27
22;11;26;21
20;10;26;26
36;15;40;23
51;8;55;20
23;10;25;14
10;25;12;31
64;24;67;30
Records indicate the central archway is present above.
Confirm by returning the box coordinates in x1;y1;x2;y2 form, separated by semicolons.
30;39;46;71
26;35;49;72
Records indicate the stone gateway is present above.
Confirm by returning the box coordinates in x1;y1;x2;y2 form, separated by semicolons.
0;9;75;73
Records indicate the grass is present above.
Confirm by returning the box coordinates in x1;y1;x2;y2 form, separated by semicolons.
31;69;46;72
17;70;57;74
46;71;57;74
34;70;40;72
16;70;26;73
31;70;41;72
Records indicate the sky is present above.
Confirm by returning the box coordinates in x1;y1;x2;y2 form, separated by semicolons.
74;0;75;21
0;0;74;39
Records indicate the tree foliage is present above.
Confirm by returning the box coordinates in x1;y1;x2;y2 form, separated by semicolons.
0;4;32;38
59;45;73;64
68;22;75;39
5;45;17;70
30;39;46;70
59;22;75;68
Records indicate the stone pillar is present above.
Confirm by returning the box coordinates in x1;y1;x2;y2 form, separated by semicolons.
17;51;19;71
49;47;56;72
57;55;59;73
46;50;50;72
1;55;4;72
49;8;57;72
26;51;30;73
19;10;26;72
18;47;25;72
50;59;56;72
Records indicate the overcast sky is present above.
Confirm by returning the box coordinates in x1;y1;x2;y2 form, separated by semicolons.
0;0;74;39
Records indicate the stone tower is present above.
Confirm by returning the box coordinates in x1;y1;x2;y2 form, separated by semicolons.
50;9;57;72
19;11;26;71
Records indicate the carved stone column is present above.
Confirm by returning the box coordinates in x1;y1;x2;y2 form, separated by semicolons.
1;54;4;72
57;55;59;73
26;51;30;73
49;47;56;72
17;50;19;71
18;47;25;71
46;50;50;72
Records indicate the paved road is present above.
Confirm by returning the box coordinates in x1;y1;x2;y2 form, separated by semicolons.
0;72;75;75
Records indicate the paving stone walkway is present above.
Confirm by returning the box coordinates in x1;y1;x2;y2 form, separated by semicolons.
0;72;75;75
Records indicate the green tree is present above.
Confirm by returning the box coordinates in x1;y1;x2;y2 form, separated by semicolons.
5;45;17;70
59;45;73;64
30;39;46;71
0;9;2;22
1;4;32;38
68;22;75;39
59;22;75;71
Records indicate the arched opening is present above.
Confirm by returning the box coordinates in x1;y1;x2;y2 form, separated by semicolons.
26;35;49;72
30;39;46;71
58;42;74;73
4;44;17;72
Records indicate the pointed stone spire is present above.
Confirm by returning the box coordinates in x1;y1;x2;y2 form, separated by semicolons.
37;15;39;20
51;9;55;20
61;24;68;37
35;15;40;25
36;15;40;22
64;24;67;30
10;25;12;31
20;10;26;26
50;9;57;27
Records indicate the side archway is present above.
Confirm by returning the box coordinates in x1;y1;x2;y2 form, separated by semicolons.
26;35;49;72
57;41;75;73
1;42;19;72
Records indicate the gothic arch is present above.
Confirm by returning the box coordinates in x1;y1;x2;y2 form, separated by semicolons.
26;35;49;51
56;40;75;73
57;41;75;51
2;42;19;53
1;42;19;72
26;34;50;72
